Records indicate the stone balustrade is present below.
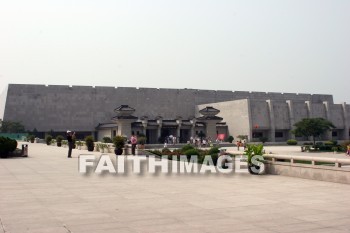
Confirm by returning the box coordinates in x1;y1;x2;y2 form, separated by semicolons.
263;154;350;184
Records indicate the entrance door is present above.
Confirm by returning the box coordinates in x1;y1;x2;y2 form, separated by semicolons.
180;129;190;143
146;129;157;144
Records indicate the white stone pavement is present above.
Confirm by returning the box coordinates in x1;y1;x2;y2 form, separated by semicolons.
0;143;350;233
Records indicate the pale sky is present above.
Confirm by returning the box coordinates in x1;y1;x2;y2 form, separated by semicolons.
0;0;349;103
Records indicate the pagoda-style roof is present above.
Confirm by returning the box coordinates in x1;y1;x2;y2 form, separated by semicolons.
114;105;136;117
197;106;222;121
199;106;220;116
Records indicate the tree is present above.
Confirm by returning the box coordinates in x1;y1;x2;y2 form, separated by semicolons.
0;120;25;133
293;118;335;146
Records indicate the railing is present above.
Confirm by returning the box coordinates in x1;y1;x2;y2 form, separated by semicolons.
264;154;350;169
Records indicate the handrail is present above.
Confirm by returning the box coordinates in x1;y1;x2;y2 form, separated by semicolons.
263;154;350;167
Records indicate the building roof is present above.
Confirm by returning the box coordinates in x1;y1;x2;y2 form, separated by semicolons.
113;105;136;117
95;123;117;129
199;106;220;116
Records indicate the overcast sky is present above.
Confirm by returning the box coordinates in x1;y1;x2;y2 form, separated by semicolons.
0;0;349;103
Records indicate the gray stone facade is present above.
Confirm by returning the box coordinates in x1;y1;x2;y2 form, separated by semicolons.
200;99;350;142
1;84;347;142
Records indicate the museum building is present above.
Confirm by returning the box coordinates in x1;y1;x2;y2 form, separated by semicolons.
1;84;349;143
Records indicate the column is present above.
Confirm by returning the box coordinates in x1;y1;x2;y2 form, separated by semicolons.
286;100;295;139
116;119;136;138
305;101;312;118
266;100;275;142
305;101;313;141
342;102;349;140
202;120;220;141
176;118;182;142
157;118;162;143
323;101;332;140
190;118;196;138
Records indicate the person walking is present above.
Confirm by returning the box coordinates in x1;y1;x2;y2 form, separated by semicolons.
243;139;247;150
130;134;137;155
67;130;75;158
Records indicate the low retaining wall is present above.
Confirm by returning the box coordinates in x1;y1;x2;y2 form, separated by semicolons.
264;154;350;184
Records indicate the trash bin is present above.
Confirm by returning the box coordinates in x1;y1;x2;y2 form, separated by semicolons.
22;144;28;157
124;144;131;155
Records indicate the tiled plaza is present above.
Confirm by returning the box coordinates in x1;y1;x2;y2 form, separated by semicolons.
1;143;350;233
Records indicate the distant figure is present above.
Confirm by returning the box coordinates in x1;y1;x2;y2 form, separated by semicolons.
202;139;207;148
347;145;350;156
66;130;75;158
243;139;247;150
236;140;241;151
130;134;137;155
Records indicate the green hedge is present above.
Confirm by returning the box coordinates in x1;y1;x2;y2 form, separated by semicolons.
0;136;18;157
287;139;297;145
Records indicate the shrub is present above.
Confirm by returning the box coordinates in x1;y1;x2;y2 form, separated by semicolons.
85;135;94;146
259;137;268;143
56;135;64;143
226;136;234;143
28;134;35;143
0;136;17;157
172;149;182;156
208;147;220;155
45;135;52;145
286;139;297;145
325;140;337;146
162;148;171;154
138;136;147;145
103;137;112;143
148;150;162;156
184;149;200;156
210;153;219;166
113;135;125;149
331;146;338;152
303;142;313;145
340;141;350;152
181;144;195;153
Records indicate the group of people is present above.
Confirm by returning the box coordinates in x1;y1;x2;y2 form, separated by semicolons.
236;139;247;151
189;136;214;148
164;135;178;145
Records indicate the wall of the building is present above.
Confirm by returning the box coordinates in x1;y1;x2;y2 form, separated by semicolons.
250;100;270;130
330;104;344;129
197;99;251;141
97;129;113;142
311;103;327;118
199;99;350;142
293;102;308;123
273;101;290;130
2;84;335;134
0;86;8;119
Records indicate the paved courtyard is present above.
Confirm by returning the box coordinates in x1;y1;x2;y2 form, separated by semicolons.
1;143;350;233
